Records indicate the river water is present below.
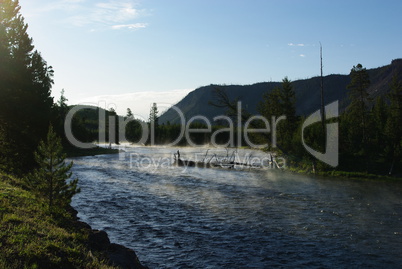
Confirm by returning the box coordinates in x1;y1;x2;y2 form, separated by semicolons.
70;146;402;268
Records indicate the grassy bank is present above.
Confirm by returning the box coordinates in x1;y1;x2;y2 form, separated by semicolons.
0;173;116;269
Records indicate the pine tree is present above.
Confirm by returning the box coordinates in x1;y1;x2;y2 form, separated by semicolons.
370;97;388;152
149;103;159;144
280;77;297;122
53;89;69;140
346;63;371;152
30;126;80;211
385;75;402;174
257;77;297;152
257;87;282;148
258;87;282;120
279;77;297;150
0;0;54;172
108;107;119;144
149;103;159;126
126;108;133;119
125;108;138;143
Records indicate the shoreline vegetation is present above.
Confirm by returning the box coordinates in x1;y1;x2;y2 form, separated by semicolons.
0;172;148;269
287;165;402;181
65;145;120;158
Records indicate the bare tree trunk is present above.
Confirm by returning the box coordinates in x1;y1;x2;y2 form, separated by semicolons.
320;43;326;142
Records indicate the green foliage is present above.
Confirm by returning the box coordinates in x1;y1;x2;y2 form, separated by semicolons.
149;103;159;126
0;173;117;269
52;89;70;141
258;87;282;122
125;119;146;144
108;108;119;144
384;75;402;173
369;96;388;155
126;108;133;118
0;0;54;173
257;77;298;152
385;75;402;150
28;126;80;211
254;65;402;176
338;67;402;175
344;63;371;152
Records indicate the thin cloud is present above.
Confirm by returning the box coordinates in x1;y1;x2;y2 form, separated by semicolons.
299;54;306;57
288;43;305;47
92;1;142;24
31;0;148;30
23;0;84;16
111;23;148;30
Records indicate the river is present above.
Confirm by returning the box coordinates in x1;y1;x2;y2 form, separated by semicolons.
70;146;402;268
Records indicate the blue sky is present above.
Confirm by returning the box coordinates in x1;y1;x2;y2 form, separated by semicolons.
19;0;402;117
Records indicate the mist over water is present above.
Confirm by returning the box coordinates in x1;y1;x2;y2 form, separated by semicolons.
70;146;402;268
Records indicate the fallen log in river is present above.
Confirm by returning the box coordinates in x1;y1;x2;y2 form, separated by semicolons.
173;150;269;169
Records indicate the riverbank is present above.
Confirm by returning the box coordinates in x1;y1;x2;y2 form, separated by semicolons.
0;172;147;269
253;146;401;181
64;145;120;158
287;162;402;181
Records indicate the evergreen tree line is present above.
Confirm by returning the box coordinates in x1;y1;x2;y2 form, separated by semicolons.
256;65;402;175
339;65;402;174
0;0;87;173
1;0;79;212
0;0;54;173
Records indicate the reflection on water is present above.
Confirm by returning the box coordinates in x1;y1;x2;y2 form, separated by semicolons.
70;146;402;268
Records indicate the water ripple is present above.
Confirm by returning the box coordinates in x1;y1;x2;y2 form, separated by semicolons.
70;146;402;268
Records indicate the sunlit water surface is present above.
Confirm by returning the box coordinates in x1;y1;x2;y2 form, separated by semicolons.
70;146;402;268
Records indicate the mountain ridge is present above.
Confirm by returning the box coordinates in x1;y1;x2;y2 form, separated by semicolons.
159;59;402;124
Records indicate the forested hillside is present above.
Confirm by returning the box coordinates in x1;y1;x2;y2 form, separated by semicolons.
159;59;402;124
